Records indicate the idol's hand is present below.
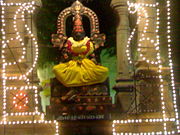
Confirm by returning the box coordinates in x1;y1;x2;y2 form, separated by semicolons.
51;33;67;49
91;33;106;49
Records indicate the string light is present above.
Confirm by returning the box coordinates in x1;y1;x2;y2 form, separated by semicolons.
113;118;175;124
1;2;7;121
13;91;28;110
166;0;180;133
2;1;178;135
1;1;40;119
0;120;59;131
127;3;158;65
0;1;59;135
112;1;180;134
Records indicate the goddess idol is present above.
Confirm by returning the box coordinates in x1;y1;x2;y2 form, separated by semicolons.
52;1;108;88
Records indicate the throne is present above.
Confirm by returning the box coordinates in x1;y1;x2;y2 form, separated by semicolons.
46;1;112;121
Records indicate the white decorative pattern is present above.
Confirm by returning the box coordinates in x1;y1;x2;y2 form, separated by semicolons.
112;1;180;135
0;1;59;134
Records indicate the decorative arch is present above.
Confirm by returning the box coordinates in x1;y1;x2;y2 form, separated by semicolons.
57;1;100;36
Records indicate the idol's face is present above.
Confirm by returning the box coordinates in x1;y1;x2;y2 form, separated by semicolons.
72;32;85;41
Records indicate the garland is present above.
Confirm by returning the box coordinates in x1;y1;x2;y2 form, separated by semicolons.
67;39;91;56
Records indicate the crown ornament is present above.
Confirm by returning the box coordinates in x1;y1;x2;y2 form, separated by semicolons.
52;0;105;49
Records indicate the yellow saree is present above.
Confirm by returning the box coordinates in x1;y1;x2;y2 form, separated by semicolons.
53;37;108;87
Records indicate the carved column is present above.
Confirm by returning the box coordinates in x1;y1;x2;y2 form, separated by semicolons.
111;0;130;79
111;0;134;113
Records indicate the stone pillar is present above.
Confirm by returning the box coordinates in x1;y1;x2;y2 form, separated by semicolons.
111;0;134;113
111;0;130;79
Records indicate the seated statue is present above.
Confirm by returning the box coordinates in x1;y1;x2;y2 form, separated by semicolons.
46;1;112;118
53;14;108;88
50;0;110;103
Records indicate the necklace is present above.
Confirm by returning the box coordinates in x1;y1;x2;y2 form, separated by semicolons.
67;39;90;56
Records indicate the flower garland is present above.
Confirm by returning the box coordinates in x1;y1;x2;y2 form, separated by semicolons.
67;38;90;56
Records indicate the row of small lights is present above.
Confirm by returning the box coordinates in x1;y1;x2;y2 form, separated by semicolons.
126;2;139;64
6;86;37;90
128;1;168;132
0;1;35;6
127;1;158;8
127;2;159;64
0;120;59;135
166;0;180;133
1;1;7;122
1;1;39;120
13;92;28;109
0;1;59;135
112;118;176;135
155;5;168;133
7;112;41;116
113;118;175;124
112;1;179;135
112;131;176;135
0;120;57;125
11;3;38;78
